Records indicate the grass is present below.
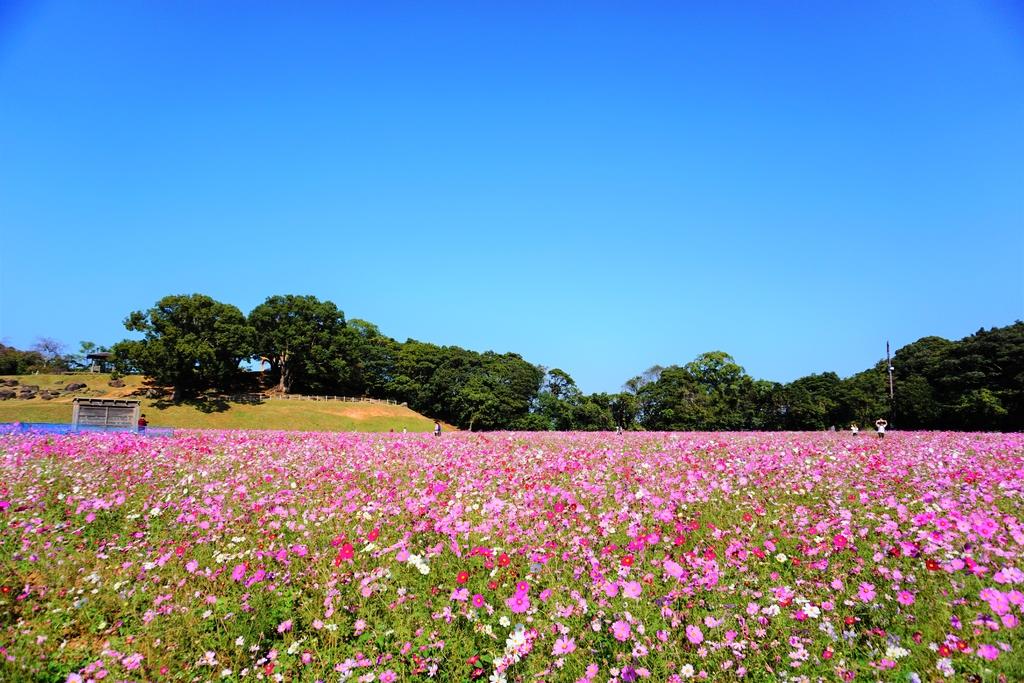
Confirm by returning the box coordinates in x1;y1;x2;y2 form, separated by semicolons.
0;373;439;432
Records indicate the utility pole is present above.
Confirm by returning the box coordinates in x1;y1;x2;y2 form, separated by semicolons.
886;341;894;400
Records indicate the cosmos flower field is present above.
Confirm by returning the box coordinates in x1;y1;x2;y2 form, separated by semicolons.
2;431;1023;682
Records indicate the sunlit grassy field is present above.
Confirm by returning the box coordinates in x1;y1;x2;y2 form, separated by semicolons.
0;374;436;432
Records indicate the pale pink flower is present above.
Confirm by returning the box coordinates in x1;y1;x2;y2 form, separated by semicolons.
622;581;642;599
552;636;576;655
611;620;631;641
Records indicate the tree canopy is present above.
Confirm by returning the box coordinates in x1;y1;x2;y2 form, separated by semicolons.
8;292;1020;432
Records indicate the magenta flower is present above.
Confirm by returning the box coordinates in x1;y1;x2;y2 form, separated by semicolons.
277;619;292;633
506;592;531;613
611;620;631;641
686;625;703;644
977;644;999;661
897;590;915;606
472;593;485;608
664;559;684;579
857;582;876;603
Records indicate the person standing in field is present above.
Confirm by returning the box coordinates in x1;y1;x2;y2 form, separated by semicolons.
850;423;859;436
137;413;148;434
433;420;441;437
875;418;887;438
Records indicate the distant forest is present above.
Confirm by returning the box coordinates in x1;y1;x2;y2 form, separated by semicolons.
2;293;1021;432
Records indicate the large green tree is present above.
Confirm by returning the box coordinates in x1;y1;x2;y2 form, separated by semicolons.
249;295;348;394
114;294;253;401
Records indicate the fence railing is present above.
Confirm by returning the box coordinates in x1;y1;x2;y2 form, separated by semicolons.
219;393;401;406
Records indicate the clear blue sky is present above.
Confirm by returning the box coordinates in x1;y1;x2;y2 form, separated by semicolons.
1;1;1022;394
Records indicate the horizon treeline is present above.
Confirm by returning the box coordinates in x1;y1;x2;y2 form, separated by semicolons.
2;293;1021;432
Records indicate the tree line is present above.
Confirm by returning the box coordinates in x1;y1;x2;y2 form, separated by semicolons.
3;293;1021;431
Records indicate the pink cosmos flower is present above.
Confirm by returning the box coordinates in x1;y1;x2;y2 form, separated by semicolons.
976;644;999;660
857;582;876;603
472;593;485;608
622;581;642;599
506;592;531;613
185;559;199;573
122;653;143;670
664;559;684;579
380;671;398;682
231;564;246;582
277;619;292;633
611;620;631;641
686;625;704;644
897;591;915;606
552;636;576;655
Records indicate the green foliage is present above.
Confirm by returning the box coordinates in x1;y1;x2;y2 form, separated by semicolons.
16;290;1022;431
115;294;254;401
249;294;349;394
0;343;44;374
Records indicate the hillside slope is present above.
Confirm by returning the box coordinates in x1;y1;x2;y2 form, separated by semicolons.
0;374;440;432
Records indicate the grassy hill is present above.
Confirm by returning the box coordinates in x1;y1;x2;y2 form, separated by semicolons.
0;373;440;432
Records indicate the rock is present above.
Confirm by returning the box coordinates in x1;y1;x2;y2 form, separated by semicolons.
1;379;17;387
64;382;88;392
108;379;126;388
17;390;37;399
22;385;39;392
40;392;55;400
0;389;15;400
145;389;162;399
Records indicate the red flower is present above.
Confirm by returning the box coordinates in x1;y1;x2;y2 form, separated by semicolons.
467;655;479;665
938;644;951;657
742;512;753;523
497;553;510;567
956;640;968;652
487;580;498;591
334;543;354;566
621;554;634;567
844;616;856;626
457;571;469;584
926;559;940;571
368;527;380;542
889;546;901;557
822;648;834;660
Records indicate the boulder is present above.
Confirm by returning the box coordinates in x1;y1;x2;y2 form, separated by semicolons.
17;390;37;399
40;392;56;400
64;382;88;392
1;379;17;387
0;389;15;400
108;379;126;388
